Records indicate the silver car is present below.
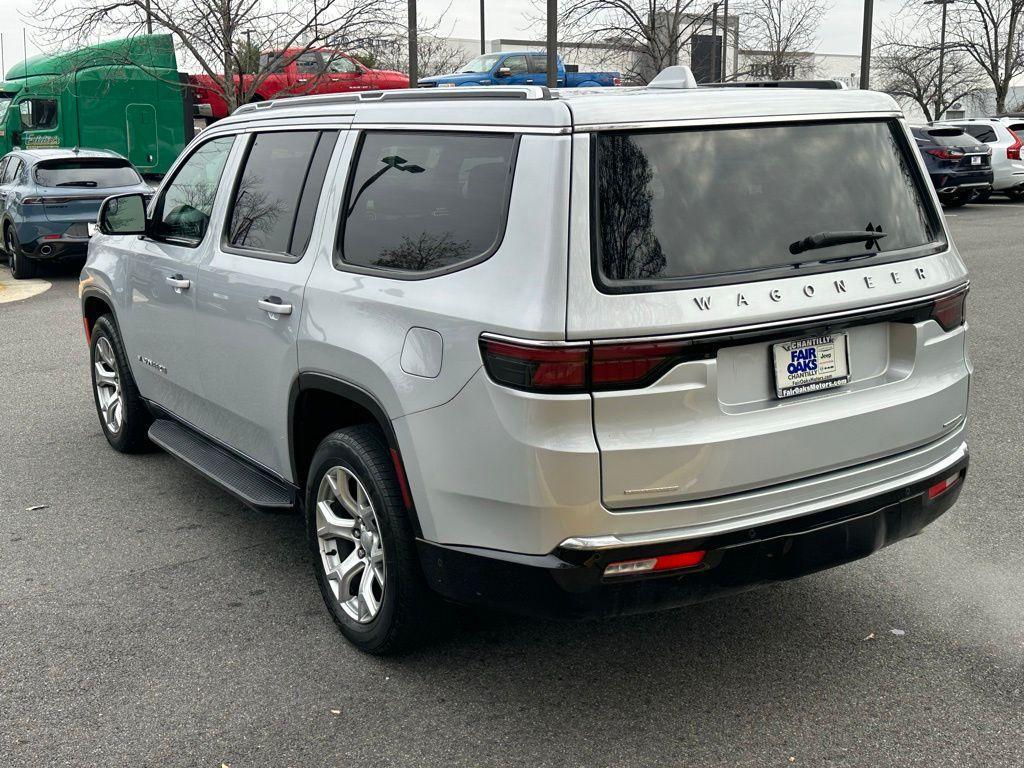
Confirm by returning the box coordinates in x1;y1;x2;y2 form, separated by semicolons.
944;117;1024;200
80;71;970;653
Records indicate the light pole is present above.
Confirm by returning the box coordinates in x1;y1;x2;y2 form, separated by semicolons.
721;0;729;81
408;0;418;87
546;0;557;88
480;0;486;55
710;2;720;82
925;0;957;120
860;0;873;89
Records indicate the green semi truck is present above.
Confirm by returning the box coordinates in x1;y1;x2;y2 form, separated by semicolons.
0;34;193;175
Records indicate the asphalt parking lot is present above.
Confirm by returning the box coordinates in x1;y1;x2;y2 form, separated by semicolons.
1;202;1022;767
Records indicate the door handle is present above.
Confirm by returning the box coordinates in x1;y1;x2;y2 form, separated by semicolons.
166;274;191;292
257;296;293;316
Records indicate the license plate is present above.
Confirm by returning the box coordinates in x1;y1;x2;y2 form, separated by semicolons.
772;333;850;399
971;155;982;165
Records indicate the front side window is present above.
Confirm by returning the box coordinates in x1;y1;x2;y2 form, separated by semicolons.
503;55;529;75
226;130;338;257
339;131;516;276
152;135;235;244
325;55;360;74
20;99;58;130
593;119;944;291
296;52;323;74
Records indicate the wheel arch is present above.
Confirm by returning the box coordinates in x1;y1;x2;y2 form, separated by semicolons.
290;372;423;537
81;288;118;341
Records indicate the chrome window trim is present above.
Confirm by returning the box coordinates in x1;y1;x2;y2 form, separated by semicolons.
577;110;904;132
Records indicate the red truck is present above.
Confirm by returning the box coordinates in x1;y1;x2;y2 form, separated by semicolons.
191;49;408;122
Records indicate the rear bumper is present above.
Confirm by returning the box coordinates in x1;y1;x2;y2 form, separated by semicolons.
418;449;968;619
930;169;994;192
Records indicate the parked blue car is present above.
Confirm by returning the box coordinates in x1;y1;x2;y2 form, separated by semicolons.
418;51;621;89
0;148;152;279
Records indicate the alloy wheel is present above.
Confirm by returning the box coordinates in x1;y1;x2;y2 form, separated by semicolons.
93;336;123;434
316;466;386;623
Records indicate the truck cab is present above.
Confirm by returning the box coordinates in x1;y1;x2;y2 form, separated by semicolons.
418;51;621;88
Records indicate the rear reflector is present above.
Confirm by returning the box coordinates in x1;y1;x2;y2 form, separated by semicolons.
604;550;705;577
927;472;961;500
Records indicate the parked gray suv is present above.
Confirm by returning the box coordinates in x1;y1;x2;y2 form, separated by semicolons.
81;72;970;653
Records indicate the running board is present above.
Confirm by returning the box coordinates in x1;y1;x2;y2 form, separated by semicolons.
148;419;297;513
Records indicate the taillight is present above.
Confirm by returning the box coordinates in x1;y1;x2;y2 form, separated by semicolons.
613;77;622;87
1007;129;1023;160
591;341;688;388
479;337;700;393
926;148;965;161
930;288;967;331
479;338;589;393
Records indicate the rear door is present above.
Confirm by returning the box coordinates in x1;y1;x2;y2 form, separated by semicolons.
569;119;969;509
191;126;346;478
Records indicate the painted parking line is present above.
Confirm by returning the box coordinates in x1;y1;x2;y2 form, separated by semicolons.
0;272;52;304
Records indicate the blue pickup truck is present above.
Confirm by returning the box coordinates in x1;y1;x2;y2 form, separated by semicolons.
418;51;621;88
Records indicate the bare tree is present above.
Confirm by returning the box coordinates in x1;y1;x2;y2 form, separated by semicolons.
876;21;987;120
738;0;828;81
943;0;1024;114
358;13;469;79
534;0;717;85
39;0;397;113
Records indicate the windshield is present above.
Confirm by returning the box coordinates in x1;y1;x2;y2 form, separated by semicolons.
35;159;142;189
593;119;944;291
460;54;502;73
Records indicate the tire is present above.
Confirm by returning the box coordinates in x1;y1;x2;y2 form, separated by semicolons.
89;314;153;453
1005;188;1024;202
6;226;38;279
973;189;992;203
306;424;438;654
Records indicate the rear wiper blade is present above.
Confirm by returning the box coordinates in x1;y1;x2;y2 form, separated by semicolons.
56;180;98;187
789;230;886;255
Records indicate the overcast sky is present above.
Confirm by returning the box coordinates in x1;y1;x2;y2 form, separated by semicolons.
2;0;905;68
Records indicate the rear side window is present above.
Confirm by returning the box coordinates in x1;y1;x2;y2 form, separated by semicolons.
960;124;998;143
338;131;516;276
35;160;142;188
226;130;338;258
593;120;945;292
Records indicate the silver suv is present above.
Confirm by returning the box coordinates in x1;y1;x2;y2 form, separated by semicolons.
81;72;971;653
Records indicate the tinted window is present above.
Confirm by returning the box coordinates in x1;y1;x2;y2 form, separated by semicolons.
1007;123;1024;133
291;132;339;256
594;120;942;291
925;128;983;148
152;135;234;244
325;55;359;74
528;56;549;73
227;130;337;257
960;124;998;143
340;132;515;275
35;160;142;188
259;53;286;74
20;99;57;130
2;157;20;184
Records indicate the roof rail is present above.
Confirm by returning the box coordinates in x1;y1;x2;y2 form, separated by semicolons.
233;85;553;115
647;66;699;90
701;79;847;90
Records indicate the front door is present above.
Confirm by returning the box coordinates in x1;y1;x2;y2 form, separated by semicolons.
192;127;346;480
119;133;238;425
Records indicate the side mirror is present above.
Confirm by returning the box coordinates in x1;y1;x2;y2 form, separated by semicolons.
98;193;148;236
496;66;511;78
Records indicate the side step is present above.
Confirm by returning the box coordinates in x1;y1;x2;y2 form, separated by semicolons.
148;419;298;513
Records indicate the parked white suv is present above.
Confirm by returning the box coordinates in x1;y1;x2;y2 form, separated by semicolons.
81;71;970;653
944;117;1024;200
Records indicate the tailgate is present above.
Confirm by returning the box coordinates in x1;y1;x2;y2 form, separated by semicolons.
592;307;968;508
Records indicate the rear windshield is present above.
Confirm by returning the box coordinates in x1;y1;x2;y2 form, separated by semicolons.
922;128;983;148
593;119;944;291
35;160;142;189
